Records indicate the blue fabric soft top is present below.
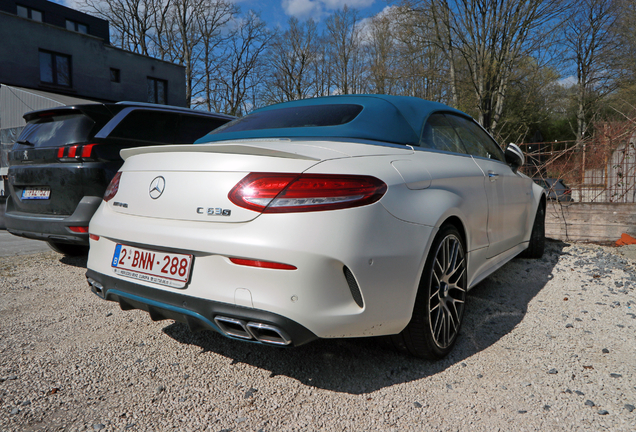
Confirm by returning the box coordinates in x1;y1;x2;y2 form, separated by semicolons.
195;95;465;146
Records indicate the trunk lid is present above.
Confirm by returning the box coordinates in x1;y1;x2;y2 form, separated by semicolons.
111;139;410;223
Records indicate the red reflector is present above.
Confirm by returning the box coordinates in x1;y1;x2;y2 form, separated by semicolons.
68;145;79;158
228;173;387;213
57;147;65;158
104;172;122;202
229;258;297;270
69;226;89;233
81;143;97;158
89;234;100;241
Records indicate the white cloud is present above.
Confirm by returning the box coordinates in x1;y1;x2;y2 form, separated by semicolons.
322;0;375;9
282;0;323;19
282;0;376;20
558;76;577;88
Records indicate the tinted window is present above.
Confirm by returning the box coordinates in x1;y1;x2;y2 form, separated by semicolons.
420;113;467;154
109;110;177;143
16;113;95;148
447;115;504;161
213;104;363;133
176;115;229;143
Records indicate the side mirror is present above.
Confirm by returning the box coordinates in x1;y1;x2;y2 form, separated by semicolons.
505;143;524;173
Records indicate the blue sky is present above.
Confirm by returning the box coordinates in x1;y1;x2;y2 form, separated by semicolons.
55;0;391;30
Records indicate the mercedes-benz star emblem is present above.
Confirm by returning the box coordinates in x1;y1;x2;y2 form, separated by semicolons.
149;176;165;199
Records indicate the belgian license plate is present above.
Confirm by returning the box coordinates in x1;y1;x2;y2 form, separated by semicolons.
111;244;193;288
22;187;50;200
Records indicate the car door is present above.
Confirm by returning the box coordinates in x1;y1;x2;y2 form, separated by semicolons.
415;113;490;254
446;114;532;258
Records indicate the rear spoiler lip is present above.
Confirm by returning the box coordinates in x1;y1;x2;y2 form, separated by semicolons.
120;142;324;162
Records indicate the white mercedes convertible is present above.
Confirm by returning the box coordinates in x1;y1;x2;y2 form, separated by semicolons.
86;95;546;359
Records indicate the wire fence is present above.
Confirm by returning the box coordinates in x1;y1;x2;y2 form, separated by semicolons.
518;121;636;203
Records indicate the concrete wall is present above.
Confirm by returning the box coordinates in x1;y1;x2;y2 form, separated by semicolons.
0;12;186;106
545;201;636;243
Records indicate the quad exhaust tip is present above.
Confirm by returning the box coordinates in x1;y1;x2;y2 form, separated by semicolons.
86;277;104;296
214;316;291;346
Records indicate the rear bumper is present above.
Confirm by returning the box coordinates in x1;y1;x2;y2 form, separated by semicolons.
87;202;435;339
86;269;318;347
5;196;102;245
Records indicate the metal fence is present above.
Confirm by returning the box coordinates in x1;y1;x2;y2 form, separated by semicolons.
518;122;636;203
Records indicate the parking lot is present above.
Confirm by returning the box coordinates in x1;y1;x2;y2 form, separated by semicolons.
1;240;635;431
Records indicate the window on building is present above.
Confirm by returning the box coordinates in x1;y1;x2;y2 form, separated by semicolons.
66;19;88;34
110;68;121;83
17;5;43;21
147;77;167;104
39;50;71;87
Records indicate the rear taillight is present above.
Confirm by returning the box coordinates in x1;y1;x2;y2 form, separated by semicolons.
57;144;99;161
228;173;387;213
104;172;122;202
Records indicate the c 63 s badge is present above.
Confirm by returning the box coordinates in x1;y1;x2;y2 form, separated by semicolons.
197;207;231;216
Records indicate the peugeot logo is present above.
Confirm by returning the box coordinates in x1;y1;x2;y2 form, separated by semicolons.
149;176;165;199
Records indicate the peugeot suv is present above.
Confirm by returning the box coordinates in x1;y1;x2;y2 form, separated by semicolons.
5;102;233;255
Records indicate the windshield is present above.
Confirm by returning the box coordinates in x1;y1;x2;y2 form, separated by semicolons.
17;113;95;148
212;104;364;134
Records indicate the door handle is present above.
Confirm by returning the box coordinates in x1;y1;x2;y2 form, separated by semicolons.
488;171;499;182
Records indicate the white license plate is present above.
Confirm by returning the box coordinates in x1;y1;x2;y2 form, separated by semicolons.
22;187;50;200
111;244;193;288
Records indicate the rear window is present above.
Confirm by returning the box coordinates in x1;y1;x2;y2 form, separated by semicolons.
212;104;363;134
108;110;178;143
16;113;95;148
176;115;230;143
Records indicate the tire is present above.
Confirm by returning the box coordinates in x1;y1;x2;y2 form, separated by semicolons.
391;225;467;359
518;203;545;259
47;241;89;256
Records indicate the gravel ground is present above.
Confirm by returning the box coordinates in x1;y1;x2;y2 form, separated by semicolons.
1;240;635;431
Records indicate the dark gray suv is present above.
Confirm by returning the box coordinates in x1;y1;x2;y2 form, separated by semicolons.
5;102;233;255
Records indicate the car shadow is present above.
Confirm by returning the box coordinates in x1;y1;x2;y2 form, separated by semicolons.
161;239;567;394
59;254;88;268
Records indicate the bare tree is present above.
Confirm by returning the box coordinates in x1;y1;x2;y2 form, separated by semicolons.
311;35;334;97
212;12;274;115
404;0;565;133
364;11;397;95
564;0;619;143
160;0;208;106
197;0;238;111
79;0;171;56
264;17;319;104
388;6;451;101
325;6;365;95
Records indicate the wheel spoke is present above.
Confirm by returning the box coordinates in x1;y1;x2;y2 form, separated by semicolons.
432;308;443;341
448;240;459;275
447;257;465;280
435;258;444;275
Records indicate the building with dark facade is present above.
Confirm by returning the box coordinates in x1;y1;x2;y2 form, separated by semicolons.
0;0;186;106
0;0;187;201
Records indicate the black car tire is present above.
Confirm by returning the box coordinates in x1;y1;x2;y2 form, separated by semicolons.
47;241;89;256
390;224;467;359
518;203;545;259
